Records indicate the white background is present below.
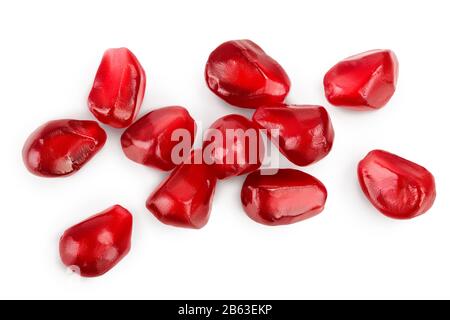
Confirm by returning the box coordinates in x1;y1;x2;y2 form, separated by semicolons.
0;0;449;300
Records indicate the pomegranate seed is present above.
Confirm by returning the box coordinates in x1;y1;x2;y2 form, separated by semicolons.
253;104;334;166
22;119;106;177
203;114;264;180
88;48;146;128
146;150;217;229
324;50;398;110
59;205;132;277
241;169;327;226
358;150;436;219
205;40;290;108
121;106;196;171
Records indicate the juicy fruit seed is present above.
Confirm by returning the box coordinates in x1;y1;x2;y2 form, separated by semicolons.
59;205;133;277
358;150;436;219
22;119;107;177
253;104;334;166
146;150;217;229
324;49;398;110
203;114;264;180
121;106;196;171
88;47;146;128
205;40;291;109
241;169;327;226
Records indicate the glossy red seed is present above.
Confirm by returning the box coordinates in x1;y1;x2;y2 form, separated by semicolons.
253;104;334;166
88;48;146;128
241;169;327;226
205;40;291;109
358;150;436;219
121;106;196;171
146;150;217;229
22;119;107;177
324;49;398;110
203;114;264;180
59;205;132;277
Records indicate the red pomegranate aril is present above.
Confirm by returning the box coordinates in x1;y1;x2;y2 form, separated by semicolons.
121;106;196;171
146;150;217;229
324;50;398;110
205;40;291;109
22;119;107;177
59;205;133;277
358;150;436;219
241;169;327;226
253;104;334;166
203;114;264;180
88;48;146;128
